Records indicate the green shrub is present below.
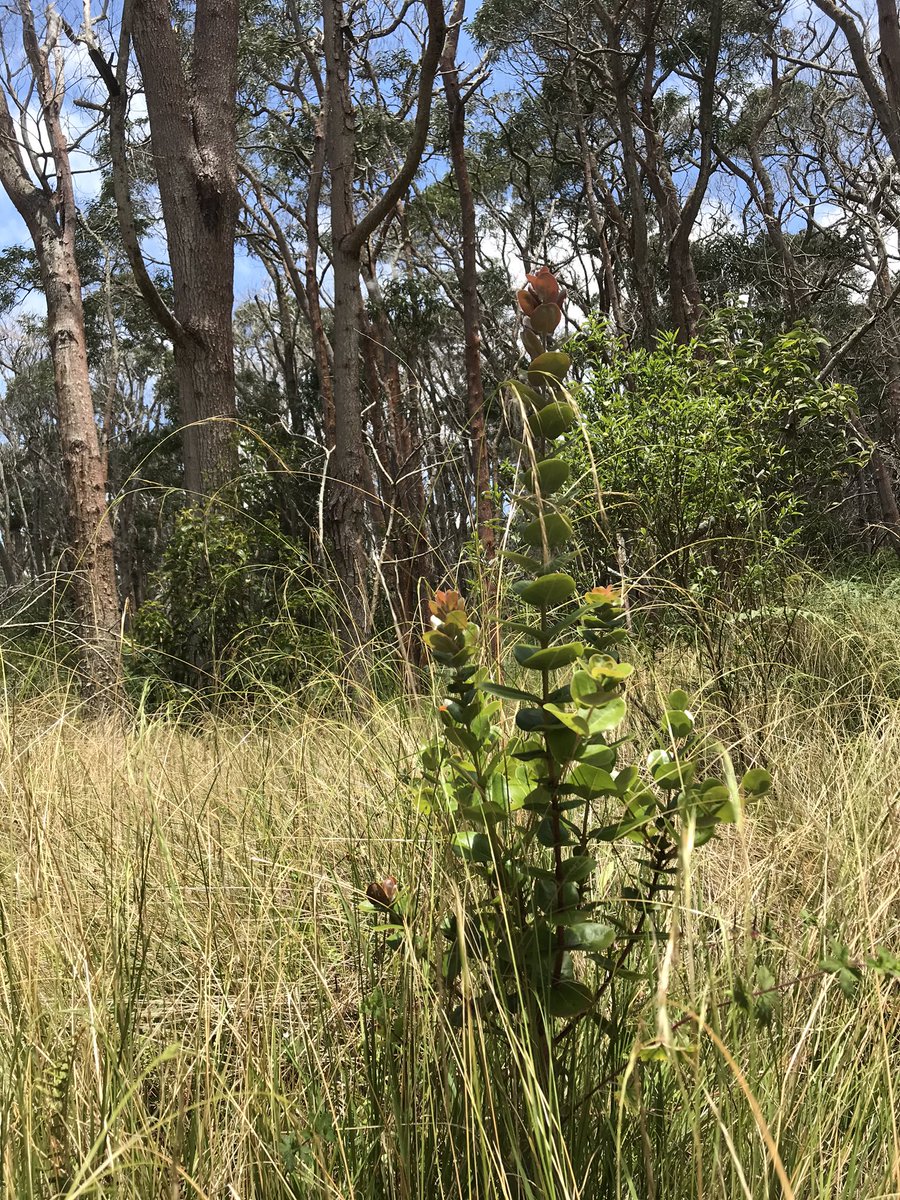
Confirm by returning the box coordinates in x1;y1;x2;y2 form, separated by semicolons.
569;304;866;610
363;271;772;1193
128;506;336;706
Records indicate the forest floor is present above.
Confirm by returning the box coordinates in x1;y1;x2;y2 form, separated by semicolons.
0;577;898;1198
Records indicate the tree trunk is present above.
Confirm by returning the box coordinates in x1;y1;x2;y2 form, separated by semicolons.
327;240;374;662
41;234;121;699
320;0;445;672
127;0;240;497
0;4;120;703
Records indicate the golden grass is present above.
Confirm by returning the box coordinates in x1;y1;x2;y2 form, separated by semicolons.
0;675;896;1198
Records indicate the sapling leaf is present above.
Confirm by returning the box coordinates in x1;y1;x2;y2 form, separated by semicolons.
521;512;574;548
514;572;577;607
544;704;591;736
451;831;494;863
561;853;597;882
480;682;542;703
526;350;571;382
519;643;584;671
545;726;580;762
741;767;772;796
663;708;694;738
567;922;616;952
530;457;571;495
588;696;627;732
529;302;563;334
546;980;594;1017
528;400;576;440
568;763;618;797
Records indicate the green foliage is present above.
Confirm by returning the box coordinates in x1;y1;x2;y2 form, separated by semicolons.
368;275;773;1183
129;507;335;705
568;305;867;604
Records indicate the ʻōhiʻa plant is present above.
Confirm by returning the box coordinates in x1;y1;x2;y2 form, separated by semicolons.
403;272;774;1160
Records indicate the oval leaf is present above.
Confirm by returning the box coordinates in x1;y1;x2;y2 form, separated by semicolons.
527;351;571;383
451;831;493;863
532;457;570;495
522;329;544;359
528;400;576;440
589;696;627;732
568;922;615;952
514;572;577;608
546;980;594;1017
741;768;772;796
519;642;584;672
529;302;562;334
521;512;573;548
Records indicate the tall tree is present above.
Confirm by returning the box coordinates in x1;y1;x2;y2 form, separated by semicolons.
321;0;446;660
441;0;495;560
102;0;240;497
0;0;120;701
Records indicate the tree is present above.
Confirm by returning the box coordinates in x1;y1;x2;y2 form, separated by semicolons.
99;0;241;497
441;0;495;562
320;0;446;664
0;0;120;701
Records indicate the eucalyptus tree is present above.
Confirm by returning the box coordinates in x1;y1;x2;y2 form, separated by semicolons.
92;0;241;497
0;0;120;699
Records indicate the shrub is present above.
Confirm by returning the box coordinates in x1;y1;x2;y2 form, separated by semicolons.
363;271;772;1192
568;304;866;611
128;506;336;706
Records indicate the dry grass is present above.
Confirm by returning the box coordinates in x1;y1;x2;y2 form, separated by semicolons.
0;649;897;1197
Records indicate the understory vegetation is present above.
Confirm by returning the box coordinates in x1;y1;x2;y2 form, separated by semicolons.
0;589;898;1198
0;0;899;1189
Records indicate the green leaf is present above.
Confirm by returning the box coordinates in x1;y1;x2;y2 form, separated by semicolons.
521;512;574;548
545;726;580;762
546;980;594;1017
527;350;571;383
561;853;596;882
589;696;627;732
519;642;583;671
588;655;634;682
668;689;690;711
537;815;576;845
741;768;772;796
664;708;694;738
544;704;590;736
567;922;615;952
514;572;577;608
529;302;563;334
499;549;543;571
522;328;544;359
531;457;570;495
451;831;493;863
505;379;546;410
528;400;577;440
515;707;556;732
569;763;618;797
651;757;696;789
424;630;457;656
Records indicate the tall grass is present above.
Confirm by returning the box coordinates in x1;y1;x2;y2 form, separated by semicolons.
0;582;898;1199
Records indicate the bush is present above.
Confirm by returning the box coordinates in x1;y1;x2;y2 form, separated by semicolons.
568;305;866;611
128;506;336;706
362;271;773;1194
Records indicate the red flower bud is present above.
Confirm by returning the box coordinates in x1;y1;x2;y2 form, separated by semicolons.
366;876;399;908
